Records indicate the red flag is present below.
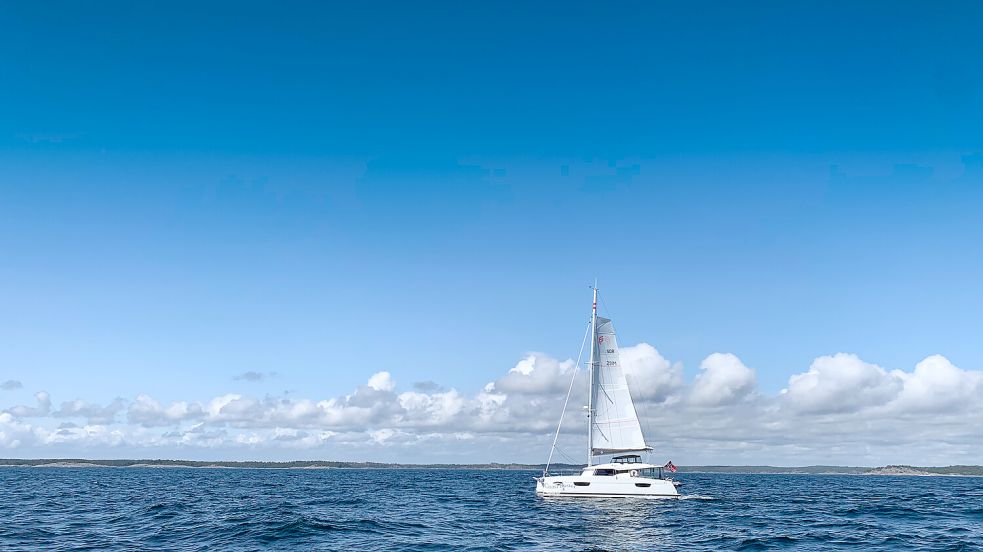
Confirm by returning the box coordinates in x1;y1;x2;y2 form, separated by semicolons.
664;461;677;473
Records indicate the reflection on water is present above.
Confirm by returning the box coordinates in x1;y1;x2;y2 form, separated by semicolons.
580;498;675;549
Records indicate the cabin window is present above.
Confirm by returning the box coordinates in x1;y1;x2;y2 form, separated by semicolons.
635;483;651;488
617;468;654;477
612;455;641;464
593;469;615;476
574;481;590;486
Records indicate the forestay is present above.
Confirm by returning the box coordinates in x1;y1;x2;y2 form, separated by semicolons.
590;316;649;455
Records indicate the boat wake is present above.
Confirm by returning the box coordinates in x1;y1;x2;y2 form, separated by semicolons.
678;494;715;501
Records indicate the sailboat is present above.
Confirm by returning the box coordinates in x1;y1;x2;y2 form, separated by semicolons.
536;285;680;498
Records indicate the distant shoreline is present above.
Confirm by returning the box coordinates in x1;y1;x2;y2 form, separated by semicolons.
1;459;981;477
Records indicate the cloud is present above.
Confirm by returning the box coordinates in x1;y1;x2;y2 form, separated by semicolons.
889;355;983;413
1;380;23;391
17;133;77;144
489;353;576;395
689;353;756;406
782;353;901;414
412;381;442;392
620;344;683;402
396;389;466;426
781;353;982;417
127;395;204;427
367;371;396;392
206;394;266;423
53;398;126;425
4;391;51;418
2;349;982;466
233;371;275;382
0;412;34;448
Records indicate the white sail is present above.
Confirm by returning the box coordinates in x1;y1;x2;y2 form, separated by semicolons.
590;316;648;455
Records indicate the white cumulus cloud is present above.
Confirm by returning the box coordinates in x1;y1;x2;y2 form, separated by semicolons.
621;343;684;402
783;353;901;414
53;398;126;425
490;353;576;395
127;395;204;427
689;353;756;406
889;355;983;413
4;391;51;418
367;371;396;392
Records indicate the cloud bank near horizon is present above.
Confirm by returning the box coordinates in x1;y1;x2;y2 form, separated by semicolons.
2;347;981;465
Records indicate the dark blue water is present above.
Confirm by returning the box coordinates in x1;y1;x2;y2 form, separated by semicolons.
0;468;981;551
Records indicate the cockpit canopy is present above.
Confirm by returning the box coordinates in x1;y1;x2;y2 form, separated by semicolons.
611;454;642;464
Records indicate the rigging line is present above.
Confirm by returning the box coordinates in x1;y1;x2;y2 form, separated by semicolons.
543;316;592;477
593;423;610;443
553;445;579;466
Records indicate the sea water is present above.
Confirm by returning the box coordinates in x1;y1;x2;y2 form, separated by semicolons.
1;467;980;550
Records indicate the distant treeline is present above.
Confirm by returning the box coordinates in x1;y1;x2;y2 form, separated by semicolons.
0;459;578;470
684;465;983;476
2;459;981;476
682;465;870;474
883;465;983;476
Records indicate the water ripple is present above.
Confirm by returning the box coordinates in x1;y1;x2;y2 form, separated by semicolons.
0;468;981;550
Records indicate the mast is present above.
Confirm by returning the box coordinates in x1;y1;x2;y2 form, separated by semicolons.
587;282;598;466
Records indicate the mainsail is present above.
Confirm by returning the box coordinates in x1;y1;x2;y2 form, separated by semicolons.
590;316;649;455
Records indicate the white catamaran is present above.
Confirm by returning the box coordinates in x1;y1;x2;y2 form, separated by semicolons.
536;285;680;498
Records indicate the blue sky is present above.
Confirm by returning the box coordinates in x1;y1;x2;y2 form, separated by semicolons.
1;2;982;463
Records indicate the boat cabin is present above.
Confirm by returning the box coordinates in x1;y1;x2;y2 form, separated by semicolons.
580;456;667;479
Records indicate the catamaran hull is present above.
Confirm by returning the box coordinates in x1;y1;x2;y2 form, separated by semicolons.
536;475;679;498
